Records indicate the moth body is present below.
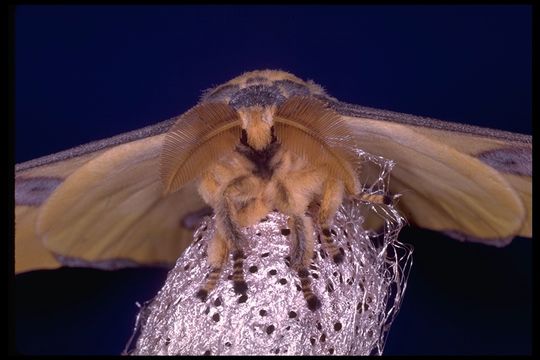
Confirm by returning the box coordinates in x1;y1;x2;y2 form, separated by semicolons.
16;69;530;312
161;70;388;310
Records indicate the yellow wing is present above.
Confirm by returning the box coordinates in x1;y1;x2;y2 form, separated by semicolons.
330;101;531;245
15;99;531;274
15;118;208;274
16;151;108;273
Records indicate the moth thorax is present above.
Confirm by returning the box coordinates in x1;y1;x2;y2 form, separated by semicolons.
238;105;276;151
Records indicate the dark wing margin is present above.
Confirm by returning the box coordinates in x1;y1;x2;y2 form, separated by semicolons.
318;96;531;144
319;96;531;243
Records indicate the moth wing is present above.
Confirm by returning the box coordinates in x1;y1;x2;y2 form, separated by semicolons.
15;119;211;274
344;114;530;246
410;126;531;238
16;152;107;273
31;134;207;272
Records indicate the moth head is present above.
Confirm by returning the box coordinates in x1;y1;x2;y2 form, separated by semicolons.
237;105;277;151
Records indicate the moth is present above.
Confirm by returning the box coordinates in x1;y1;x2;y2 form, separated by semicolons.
15;70;532;309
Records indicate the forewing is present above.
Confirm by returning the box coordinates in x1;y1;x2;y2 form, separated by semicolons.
338;106;530;245
15;117;209;274
34;135;207;271
16;152;107;273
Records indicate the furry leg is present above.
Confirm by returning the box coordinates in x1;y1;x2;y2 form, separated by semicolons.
318;178;345;264
289;214;320;311
196;230;229;301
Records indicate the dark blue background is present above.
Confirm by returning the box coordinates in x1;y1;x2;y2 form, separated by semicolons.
14;5;532;355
